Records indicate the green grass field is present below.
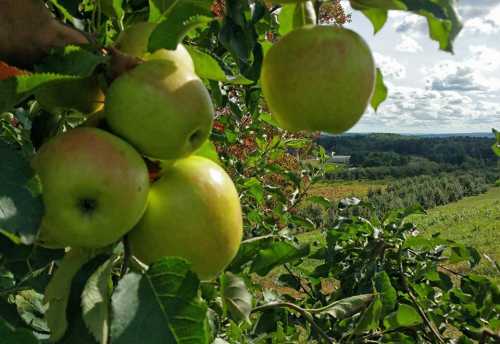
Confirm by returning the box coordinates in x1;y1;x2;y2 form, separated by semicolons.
409;186;500;281
308;179;386;201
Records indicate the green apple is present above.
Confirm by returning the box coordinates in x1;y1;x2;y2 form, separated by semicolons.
145;47;195;72
104;59;214;159
261;25;375;134
128;156;243;280
115;21;195;71
35;76;104;114
33;127;150;248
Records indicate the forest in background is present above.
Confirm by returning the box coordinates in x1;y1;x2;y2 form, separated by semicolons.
317;134;499;180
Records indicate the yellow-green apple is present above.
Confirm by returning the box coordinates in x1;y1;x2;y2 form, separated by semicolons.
261;25;375;134
33;127;150;248
115;22;195;71
35;76;104;114
128;156;243;280
104;59;214;159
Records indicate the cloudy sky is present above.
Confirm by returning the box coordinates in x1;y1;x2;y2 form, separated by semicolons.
343;0;500;134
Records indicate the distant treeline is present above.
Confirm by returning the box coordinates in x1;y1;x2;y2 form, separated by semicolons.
367;172;492;217
317;134;498;180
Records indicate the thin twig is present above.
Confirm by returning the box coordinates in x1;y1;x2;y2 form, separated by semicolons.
284;264;315;299
0;286;31;296
120;235;131;278
252;302;334;343
400;260;446;344
438;264;466;278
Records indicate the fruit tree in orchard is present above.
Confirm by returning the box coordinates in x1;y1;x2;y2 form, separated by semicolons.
0;1;483;343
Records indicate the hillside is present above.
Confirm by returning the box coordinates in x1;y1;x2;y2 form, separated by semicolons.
410;187;500;282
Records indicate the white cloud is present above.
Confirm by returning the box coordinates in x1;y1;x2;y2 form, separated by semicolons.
464;4;500;34
391;13;427;36
373;52;406;79
459;0;499;19
396;36;423;53
343;0;500;133
467;45;500;72
354;86;500;133
420;46;500;93
427;66;485;92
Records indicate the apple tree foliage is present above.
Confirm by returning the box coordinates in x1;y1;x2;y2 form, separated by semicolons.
1;1;499;343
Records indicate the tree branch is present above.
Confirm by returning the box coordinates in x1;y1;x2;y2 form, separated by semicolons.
399;260;445;344
252;302;334;343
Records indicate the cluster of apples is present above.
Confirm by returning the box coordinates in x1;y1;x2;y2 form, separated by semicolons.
33;13;376;280
34;23;243;280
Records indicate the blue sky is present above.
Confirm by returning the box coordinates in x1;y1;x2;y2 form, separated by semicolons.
343;0;500;134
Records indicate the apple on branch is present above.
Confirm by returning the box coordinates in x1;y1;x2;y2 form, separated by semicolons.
105;59;214;160
129;156;243;280
261;26;375;134
33;128;150;249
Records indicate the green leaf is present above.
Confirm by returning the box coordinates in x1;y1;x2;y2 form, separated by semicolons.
44;248;98;342
492;128;500;157
193;140;221;165
58;254;110;344
35;45;107;77
351;0;462;53
227;235;275;273
149;0;176;22
449;244;481;268
320;294;375;320
81;258;114;344
0;141;43;243
361;8;388;34
401;0;462;53
423;3;462;53
354;295;382;334
185;46;252;85
15;290;49;334
371;68;388;111
284;138;310;149
242;177;264;204
307;196;331;209
278;5;295;37
148;1;213;52
382;332;416;343
258;113;279;127
383;304;423;330
350;0;407;10
251;241;310;276
0;319;40;344
100;0;124;21
220;272;252;324
111;257;209;344
0;73;77;113
374;271;397;316
292;1;317;29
